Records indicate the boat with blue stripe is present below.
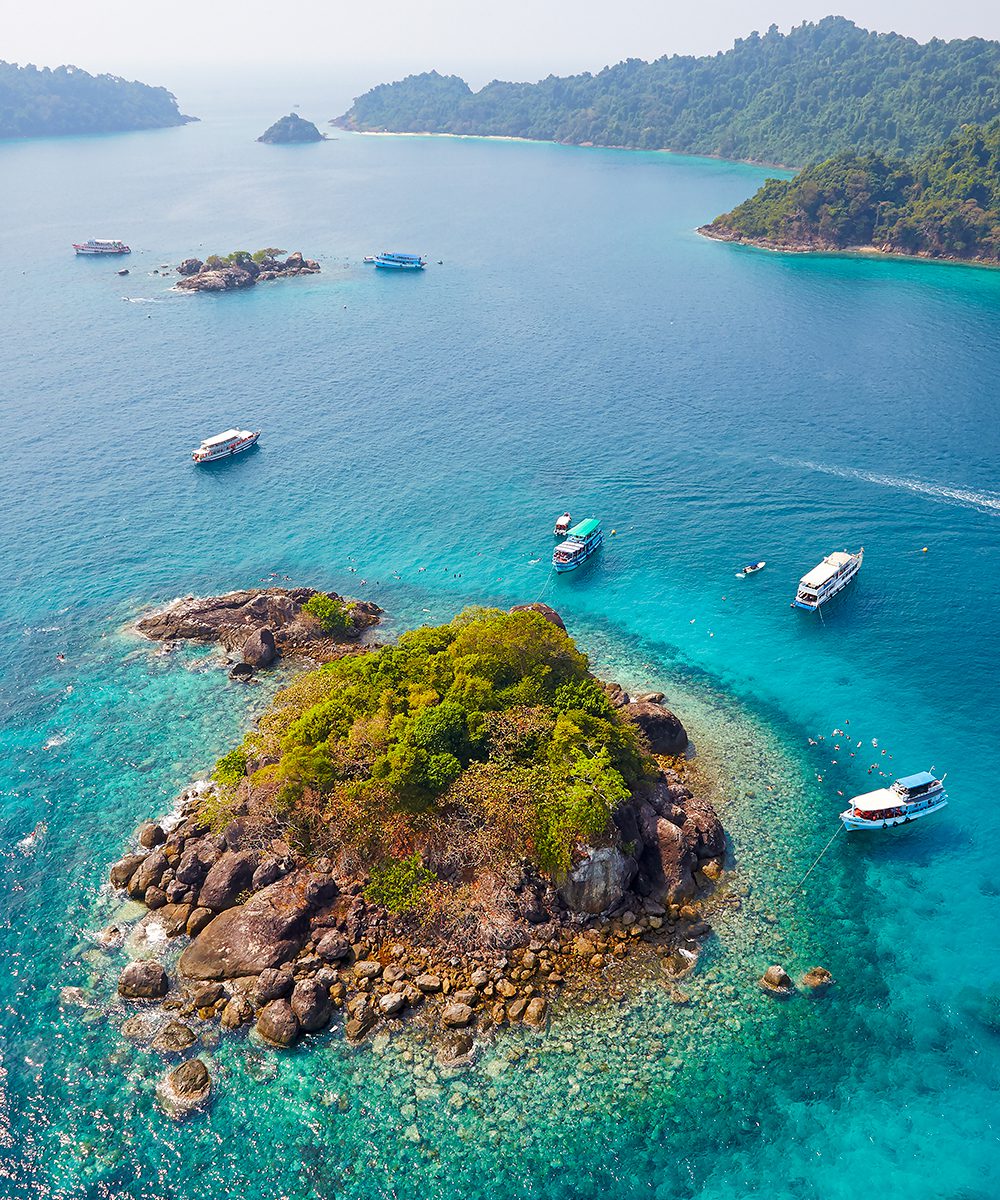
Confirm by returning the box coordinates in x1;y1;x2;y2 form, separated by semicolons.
553;517;603;572
373;251;426;270
840;771;948;831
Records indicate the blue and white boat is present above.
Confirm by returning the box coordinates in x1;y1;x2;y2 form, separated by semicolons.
553;518;603;572
792;547;863;610
373;251;426;270
840;771;948;831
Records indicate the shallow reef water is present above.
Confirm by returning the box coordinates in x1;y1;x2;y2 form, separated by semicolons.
1;96;998;1198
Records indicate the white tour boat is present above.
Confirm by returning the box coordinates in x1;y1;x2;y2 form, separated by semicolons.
792;547;863;610
553;517;603;572
192;428;260;463
840;771;948;831
74;238;131;255
554;512;572;536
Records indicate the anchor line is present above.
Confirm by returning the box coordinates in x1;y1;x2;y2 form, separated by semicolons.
533;565;555;605
787;821;844;900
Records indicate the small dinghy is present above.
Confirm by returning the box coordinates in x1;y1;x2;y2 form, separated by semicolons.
737;560;766;578
554;512;572;536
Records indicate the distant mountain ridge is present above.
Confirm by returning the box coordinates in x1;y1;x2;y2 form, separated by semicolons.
334;16;1000;167
0;61;194;139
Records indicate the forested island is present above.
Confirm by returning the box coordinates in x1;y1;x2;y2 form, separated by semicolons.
109;600;725;1064
703;118;1000;263
334;17;1000;167
0;61;193;139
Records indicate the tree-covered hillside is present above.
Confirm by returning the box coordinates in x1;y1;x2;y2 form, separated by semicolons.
334;17;1000;167
704;118;1000;262
0;61;194;139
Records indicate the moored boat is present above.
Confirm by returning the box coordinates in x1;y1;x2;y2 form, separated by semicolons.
74;238;130;255
840;771;948;830
374;251;426;270
554;512;572;536
553;518;603;572
792;547;863;610
741;560;766;575
192;428;260;463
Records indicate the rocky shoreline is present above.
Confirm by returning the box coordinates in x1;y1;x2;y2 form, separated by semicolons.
135;586;381;679
175;250;321;293
698;222;1000;267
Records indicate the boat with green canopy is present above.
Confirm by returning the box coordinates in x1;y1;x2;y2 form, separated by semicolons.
553;517;603;572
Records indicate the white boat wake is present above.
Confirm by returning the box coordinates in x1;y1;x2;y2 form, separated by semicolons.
780;458;1000;516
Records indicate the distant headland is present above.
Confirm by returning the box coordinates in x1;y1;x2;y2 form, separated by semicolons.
701;119;1000;267
107;596;725;1072
332;18;1000;168
258;113;325;144
0;60;194;139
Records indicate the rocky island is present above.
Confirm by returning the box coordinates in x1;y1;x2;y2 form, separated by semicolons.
109;602;725;1071
175;249;321;293
258;113;325;143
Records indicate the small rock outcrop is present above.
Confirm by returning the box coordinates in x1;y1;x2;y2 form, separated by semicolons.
157;1058;212;1117
136;587;380;665
257;113;325;143
509;602;566;631
801;966;834;991
151;1021;197;1053
257;999;299;1046
760;965;795;996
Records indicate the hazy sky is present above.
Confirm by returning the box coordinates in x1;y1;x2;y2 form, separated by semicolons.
6;1;1000;87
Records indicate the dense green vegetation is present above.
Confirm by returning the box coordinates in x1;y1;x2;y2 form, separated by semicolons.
335;17;1000;167
302;593;353;635
707;118;1000;261
213;610;651;918
0;61;193;139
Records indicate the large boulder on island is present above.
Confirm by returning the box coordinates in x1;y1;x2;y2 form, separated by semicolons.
509;602;565;631
257;113;324;144
623;699;689;756
558;845;637;914
243;627;277;668
177;870;317;980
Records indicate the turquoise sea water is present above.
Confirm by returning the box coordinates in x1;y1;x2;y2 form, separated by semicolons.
2;97;999;1199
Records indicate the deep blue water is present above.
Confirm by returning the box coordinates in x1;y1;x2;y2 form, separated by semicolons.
2;100;1000;1199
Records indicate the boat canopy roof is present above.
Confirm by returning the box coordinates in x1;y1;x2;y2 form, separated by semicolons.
799;551;854;589
568;517;601;538
850;787;899;812
201;428;249;446
380;251;423;260
895;771;938;791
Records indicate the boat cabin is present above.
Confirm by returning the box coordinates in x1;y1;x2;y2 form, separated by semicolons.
891;772;942;800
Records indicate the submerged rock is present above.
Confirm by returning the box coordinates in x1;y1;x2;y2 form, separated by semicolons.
151;1021;197;1053
801;966;835;991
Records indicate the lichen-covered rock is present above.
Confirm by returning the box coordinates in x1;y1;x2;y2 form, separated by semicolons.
315;930;351;962
220;994;255;1029
178;871;314;980
254;968;294;1006
559;845;637;914
118;960;169;1000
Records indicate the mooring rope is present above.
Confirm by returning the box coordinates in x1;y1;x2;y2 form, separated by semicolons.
787;821;844;900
